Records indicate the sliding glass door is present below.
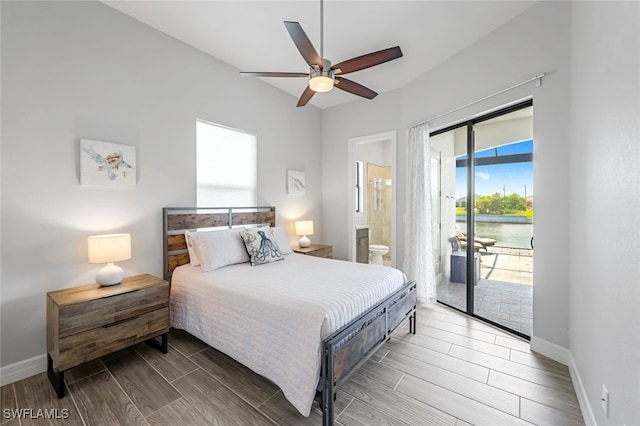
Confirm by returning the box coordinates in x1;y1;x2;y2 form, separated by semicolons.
432;100;533;338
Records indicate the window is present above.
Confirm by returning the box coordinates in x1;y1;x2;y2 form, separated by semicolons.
355;161;364;213
196;120;257;207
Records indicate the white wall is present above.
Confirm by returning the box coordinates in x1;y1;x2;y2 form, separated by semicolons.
569;2;640;424
322;1;571;348
1;1;322;369
355;140;393;169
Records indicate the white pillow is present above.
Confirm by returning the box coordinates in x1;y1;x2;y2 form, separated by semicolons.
272;226;293;255
189;227;249;272
184;230;200;266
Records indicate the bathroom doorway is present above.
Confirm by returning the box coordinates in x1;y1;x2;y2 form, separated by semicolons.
347;131;397;266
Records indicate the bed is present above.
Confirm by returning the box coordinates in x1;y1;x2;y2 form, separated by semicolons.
163;206;416;425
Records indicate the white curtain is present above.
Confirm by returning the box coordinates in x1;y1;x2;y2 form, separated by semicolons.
404;124;436;305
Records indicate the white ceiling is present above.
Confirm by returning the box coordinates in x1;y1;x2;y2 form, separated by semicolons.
102;1;537;109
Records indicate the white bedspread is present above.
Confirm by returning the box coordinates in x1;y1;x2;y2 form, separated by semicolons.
170;254;406;416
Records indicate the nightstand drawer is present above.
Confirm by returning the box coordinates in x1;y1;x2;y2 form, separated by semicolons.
56;307;169;371
58;285;169;337
293;244;333;258
308;246;332;258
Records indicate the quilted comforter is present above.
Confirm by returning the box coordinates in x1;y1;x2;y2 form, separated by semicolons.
170;253;406;416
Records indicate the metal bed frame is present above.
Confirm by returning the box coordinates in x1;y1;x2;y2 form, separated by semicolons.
163;206;416;425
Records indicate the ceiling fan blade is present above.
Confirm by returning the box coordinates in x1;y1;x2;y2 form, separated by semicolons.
331;46;403;75
284;21;323;68
334;77;378;99
240;72;309;78
296;86;316;107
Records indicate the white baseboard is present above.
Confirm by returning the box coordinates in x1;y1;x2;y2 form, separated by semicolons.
567;352;597;426
529;335;571;365
530;335;596;426
0;354;47;386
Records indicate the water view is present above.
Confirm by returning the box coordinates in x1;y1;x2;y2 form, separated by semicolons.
456;221;533;249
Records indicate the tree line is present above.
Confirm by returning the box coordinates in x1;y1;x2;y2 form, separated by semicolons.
475;193;527;215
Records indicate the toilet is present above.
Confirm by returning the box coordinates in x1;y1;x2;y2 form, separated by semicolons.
369;244;389;265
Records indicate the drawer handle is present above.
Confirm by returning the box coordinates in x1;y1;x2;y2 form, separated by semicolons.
102;316;139;328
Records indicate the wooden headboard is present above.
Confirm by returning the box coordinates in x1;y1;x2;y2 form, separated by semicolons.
162;206;276;281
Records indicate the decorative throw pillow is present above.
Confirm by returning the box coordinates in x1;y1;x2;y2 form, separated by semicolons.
189;227;249;272
239;227;284;266
268;226;293;255
184;230;200;266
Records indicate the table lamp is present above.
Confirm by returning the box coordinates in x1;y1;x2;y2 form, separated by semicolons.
88;233;131;286
295;220;314;248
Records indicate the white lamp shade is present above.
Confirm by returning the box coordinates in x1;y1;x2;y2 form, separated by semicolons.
295;220;314;237
88;233;131;264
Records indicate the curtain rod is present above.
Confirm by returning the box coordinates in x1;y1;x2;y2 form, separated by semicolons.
410;73;546;129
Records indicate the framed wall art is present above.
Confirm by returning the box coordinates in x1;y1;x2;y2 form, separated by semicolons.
286;169;305;196
80;139;136;187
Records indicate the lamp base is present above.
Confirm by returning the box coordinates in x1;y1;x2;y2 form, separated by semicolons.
96;262;124;286
298;235;311;248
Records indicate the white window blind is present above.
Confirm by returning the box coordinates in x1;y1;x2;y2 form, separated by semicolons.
196;120;257;207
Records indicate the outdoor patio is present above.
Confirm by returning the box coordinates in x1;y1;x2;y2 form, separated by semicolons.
437;246;533;336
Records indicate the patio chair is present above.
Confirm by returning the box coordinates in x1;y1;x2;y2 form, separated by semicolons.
455;227;496;251
448;236;480;285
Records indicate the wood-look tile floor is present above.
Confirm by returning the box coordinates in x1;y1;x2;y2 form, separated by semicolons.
0;303;584;425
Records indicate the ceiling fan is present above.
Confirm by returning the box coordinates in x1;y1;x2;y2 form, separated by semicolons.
240;0;403;107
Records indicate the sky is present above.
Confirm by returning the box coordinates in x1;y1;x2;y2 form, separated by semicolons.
456;140;533;199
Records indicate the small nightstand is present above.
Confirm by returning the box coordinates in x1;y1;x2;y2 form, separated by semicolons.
46;274;169;398
293;244;333;259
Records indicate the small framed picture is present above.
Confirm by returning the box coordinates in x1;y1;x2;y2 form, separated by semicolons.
80;139;136;186
287;170;305;196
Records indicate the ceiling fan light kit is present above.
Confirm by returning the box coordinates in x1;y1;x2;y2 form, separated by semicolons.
309;59;334;92
240;0;403;107
309;74;334;92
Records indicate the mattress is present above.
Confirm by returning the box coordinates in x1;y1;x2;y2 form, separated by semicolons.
170;253;406;416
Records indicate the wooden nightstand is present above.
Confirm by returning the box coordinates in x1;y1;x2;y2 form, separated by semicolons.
46;274;169;398
293;244;333;259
